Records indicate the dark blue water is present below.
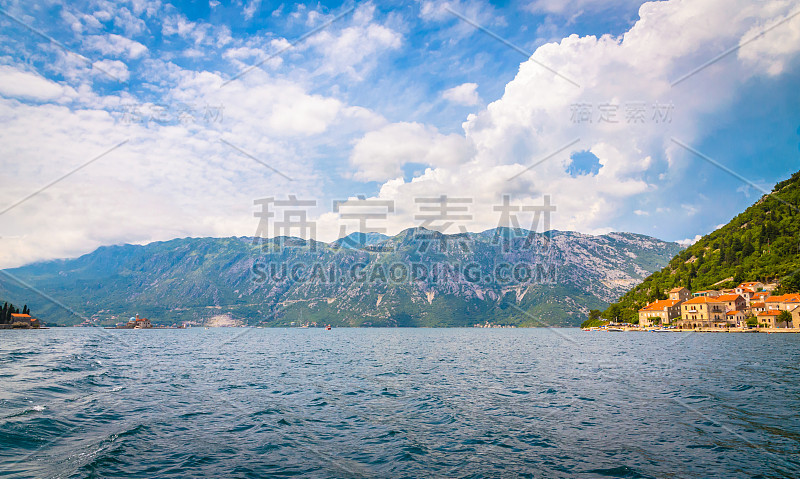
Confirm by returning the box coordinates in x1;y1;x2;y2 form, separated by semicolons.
1;328;799;478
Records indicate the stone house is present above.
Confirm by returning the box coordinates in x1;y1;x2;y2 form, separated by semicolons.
638;299;683;326
668;287;691;302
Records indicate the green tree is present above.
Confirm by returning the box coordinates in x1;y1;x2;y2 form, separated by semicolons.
602;304;623;321
734;266;744;284
777;310;792;328
777;272;800;294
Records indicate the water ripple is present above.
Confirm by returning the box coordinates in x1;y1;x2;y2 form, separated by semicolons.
0;328;799;477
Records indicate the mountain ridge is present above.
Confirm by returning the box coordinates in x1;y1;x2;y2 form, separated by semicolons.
0;228;682;327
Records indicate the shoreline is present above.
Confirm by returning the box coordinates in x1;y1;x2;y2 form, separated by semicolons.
587;327;800;333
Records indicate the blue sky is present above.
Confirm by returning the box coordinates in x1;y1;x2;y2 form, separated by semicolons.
0;0;798;267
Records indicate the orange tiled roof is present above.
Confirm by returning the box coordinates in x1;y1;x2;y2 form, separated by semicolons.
757;310;783;316
715;294;743;302
726;311;743;316
10;313;31;318
639;299;681;312
669;287;687;293
766;294;800;303
751;302;766;308
684;296;720;305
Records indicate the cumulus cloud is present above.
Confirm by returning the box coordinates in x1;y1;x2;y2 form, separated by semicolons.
677;235;702;247
737;9;800;76
0;60;381;267
304;3;403;80
92;59;131;81
338;0;800;237
442;82;480;106
243;0;262;20
350;122;474;181
677;222;726;247
526;0;645;16
0;66;65;101
2;0;799;267
85;34;148;59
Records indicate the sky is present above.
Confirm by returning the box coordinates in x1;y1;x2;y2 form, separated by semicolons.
0;0;798;268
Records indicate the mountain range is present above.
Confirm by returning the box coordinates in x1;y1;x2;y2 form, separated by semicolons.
0;228;682;327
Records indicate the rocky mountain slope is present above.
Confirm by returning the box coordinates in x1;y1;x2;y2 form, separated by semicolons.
0;228;681;327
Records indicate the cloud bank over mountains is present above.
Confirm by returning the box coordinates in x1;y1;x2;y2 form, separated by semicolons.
0;0;798;267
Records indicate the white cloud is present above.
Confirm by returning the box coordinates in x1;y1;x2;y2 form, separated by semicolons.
526;0;645;16
222;46;264;60
0;60;385;267
243;0;262;20
350;122;474;181
442;82;480;106
0;66;64;101
113;7;147;36
85;34;148;59
2;0;799;267
737;9;800;76
678;235;702;246
304;3;403;80
339;0;800;237
92;59;131;82
678;221;728;247
682;204;698;216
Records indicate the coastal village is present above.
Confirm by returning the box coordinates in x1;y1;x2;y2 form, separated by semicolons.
634;281;800;330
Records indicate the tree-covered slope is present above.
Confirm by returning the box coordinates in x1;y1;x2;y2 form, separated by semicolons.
604;170;800;322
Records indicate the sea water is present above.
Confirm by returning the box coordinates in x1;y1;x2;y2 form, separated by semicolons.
1;328;799;478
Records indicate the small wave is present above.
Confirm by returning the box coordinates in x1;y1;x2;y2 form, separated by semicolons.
584;465;650;478
731;384;753;391
4;405;46;418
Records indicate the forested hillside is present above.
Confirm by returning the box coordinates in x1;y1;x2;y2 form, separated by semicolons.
604;170;800;322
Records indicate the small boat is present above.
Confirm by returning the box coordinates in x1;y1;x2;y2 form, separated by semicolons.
607;327;624;332
326;325;331;330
